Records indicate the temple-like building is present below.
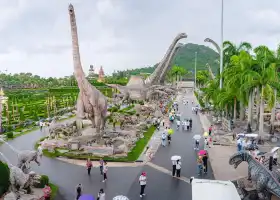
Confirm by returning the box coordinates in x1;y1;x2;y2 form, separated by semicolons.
87;65;105;82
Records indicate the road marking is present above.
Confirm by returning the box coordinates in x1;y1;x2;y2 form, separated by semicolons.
146;162;190;184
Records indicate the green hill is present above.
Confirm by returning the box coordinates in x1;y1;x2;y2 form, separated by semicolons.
116;43;219;77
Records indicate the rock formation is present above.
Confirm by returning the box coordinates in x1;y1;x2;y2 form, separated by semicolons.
68;4;107;134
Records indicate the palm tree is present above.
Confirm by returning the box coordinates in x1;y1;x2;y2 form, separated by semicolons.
196;70;210;88
169;65;188;86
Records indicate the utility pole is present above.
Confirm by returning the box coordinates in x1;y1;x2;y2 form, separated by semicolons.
219;0;224;89
194;52;197;90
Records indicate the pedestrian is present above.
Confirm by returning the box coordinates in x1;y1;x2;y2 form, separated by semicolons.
189;118;192;130
39;121;43;132
202;153;208;173
102;162;108;182
167;133;171;145
42;184;51;200
204;138;209;150
195;108;198;115
237;137;242;152
172;159;176;176
99;158;104;175
186;120;190;131
97;188;106;200
139;172;147;198
176;119;180;130
194;139;199;150
86;158;92;175
208;125;213;136
76;183;82;200
197;156;203;175
176;159;181;177
161;132;167;146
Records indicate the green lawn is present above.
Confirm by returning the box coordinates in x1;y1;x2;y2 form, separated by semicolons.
35;125;156;162
50;183;58;200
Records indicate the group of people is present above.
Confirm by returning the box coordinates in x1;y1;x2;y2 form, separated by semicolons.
197;153;209;175
177;118;192;131
39;120;50;132
75;184;106;200
161;127;172;146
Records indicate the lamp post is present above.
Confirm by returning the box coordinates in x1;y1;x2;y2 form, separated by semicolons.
194;52;197;90
0;88;8;133
219;0;224;89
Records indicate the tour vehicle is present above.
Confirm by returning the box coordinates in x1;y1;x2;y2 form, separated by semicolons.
190;177;241;200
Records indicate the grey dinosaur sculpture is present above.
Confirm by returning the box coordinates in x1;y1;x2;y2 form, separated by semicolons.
145;33;187;86
229;151;280;200
109;33;187;102
17;150;40;172
68;4;107;134
159;43;184;84
204;38;221;54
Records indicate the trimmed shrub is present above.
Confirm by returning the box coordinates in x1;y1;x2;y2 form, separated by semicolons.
6;132;13;139
0;161;10;197
39;175;49;188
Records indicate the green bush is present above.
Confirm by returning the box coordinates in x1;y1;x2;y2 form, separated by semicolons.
6;132;13;139
0;161;10;197
39;175;49;188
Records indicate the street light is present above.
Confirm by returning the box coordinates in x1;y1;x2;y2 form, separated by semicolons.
0;88;8;133
194;52;197;90
204;0;224;89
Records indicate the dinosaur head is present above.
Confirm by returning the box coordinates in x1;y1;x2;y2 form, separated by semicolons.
68;4;74;14
204;38;212;43
229;151;247;169
176;33;188;40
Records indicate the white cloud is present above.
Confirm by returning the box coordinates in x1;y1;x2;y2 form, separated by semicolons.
0;0;280;77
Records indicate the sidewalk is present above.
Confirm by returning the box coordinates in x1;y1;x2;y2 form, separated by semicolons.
194;93;248;181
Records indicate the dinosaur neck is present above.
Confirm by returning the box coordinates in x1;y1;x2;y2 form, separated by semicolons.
145;36;181;86
159;45;181;84
207;64;215;79
69;7;86;89
206;38;221;55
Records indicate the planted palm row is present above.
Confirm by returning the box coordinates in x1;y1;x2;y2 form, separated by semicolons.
196;41;280;135
1;87;113;133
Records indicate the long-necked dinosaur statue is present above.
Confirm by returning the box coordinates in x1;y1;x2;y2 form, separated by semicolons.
109;33;187;102
159;43;184;84
68;4;107;134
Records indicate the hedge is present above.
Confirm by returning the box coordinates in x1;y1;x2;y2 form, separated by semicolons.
0;161;10;197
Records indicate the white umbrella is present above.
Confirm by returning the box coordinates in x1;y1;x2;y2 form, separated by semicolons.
193;135;201;140
171;155;181;161
113;195;129;200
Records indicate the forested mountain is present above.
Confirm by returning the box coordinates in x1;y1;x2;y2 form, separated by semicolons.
115;43;219;77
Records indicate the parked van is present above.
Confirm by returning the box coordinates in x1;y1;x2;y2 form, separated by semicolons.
191;177;241;200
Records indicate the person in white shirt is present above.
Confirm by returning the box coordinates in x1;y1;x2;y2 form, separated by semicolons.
39;121;43;132
176;160;182;177
172;160;176;176
102;162;108;182
176;120;180;130
139;172;147;198
186;120;190;130
161;132;167;146
97;188;106;200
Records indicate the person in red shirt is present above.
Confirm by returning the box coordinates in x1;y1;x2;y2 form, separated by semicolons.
208;125;213;136
86;158;93;175
43;184;51;200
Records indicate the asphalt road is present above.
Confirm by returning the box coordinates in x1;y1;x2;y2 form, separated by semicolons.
0;91;214;200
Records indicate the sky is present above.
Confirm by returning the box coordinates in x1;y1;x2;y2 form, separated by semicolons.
0;0;280;77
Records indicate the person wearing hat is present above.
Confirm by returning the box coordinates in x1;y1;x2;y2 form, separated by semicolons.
139;172;147;198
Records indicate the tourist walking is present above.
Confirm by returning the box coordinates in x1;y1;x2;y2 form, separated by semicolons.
208;125;213;136
76;183;82;200
176;119;181;130
172;159;176;176
189;118;192;130
176;159;182;177
194;139;199;150
197;156;203;175
186;120;190;131
99;158;104;175
139;172;147;198
102;162;108;182
204;138;210;150
202;153;208;173
161;132;167;146
97;188;106;200
86;158;92;175
39;121;43;132
167;133;171;145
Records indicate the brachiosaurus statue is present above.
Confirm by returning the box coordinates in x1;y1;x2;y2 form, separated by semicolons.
159;43;184;84
68;4;107;134
145;33;187;86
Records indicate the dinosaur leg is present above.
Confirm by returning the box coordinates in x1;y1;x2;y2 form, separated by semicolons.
94;109;102;134
77;92;86;119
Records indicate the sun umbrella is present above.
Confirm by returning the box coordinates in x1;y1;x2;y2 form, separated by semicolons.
193;135;201;140
113;195;130;200
78;194;95;200
171;155;181;161
198;150;207;156
167;129;174;134
203;132;209;137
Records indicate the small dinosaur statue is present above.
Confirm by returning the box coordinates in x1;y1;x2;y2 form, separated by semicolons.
68;4;108;134
17;150;40;172
229;151;280;200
